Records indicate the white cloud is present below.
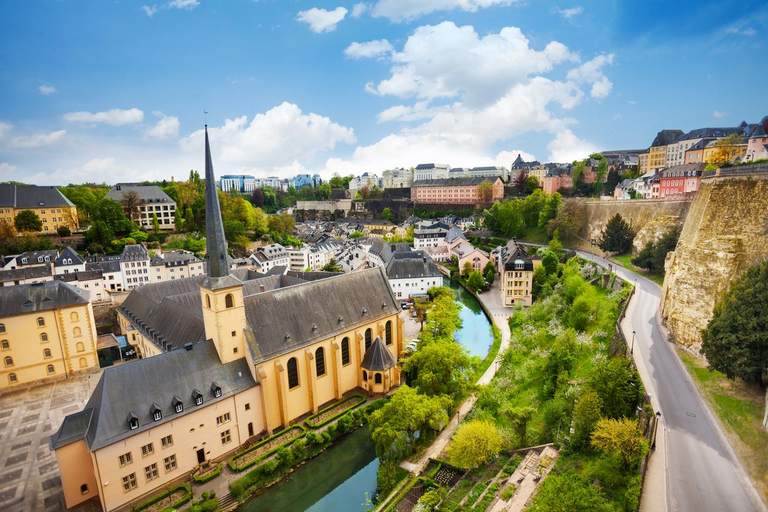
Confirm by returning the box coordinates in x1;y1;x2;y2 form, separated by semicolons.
146;115;180;139
344;39;394;59
63;108;144;126
142;5;158;17
9;130;67;149
566;54;614;99
547;129;597;163
725;27;757;36
0;122;12;139
713;110;727;119
168;0;199;10
627;100;636;105
552;6;582;19
0;162;18;176
494;150;536;167
371;0;519;23
38;85;57;95
296;7;348;33
351;2;367;18
180;102;356;169
82;157;123;174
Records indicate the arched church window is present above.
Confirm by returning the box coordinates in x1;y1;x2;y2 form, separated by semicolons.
287;357;299;389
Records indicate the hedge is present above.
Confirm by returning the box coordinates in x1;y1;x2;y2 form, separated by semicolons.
380;475;419;512
134;483;191;512
193;463;222;484
228;425;306;472
305;394;366;429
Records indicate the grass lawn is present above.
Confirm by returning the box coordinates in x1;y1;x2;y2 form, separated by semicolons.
677;348;768;502
612;254;665;287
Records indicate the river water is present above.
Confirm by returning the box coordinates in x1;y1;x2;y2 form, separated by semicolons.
237;281;492;512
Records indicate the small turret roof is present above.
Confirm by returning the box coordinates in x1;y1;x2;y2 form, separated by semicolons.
361;336;397;371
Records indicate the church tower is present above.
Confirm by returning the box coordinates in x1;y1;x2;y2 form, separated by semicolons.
199;126;247;364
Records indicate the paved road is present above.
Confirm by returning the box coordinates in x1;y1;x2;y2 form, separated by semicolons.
576;250;766;512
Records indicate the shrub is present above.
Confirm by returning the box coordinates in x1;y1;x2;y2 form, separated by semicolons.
56;226;71;237
193;463;222;483
134;483;191;512
305;394;366;428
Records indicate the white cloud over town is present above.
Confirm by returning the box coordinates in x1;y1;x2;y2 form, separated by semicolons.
63;108;144;126
38;85;57;95
371;0;520;23
296;7;348;33
8;130;67;149
146;114;180;139
344;39;394;59
552;6;583;19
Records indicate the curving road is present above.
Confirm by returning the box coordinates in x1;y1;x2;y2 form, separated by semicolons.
576;250;766;512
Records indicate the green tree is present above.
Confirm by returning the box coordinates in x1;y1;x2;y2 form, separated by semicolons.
93;198;133;235
485;268;495;285
571;389;603;448
542;252;559;276
381;207;394;222
476;180;494;203
174;207;184;232
467;270;485;291
129;230;148;243
501;404;536;446
56;225;72;237
403;340;471;397
701;260;768;385
483;260;496;276
586;359;642;419
461;261;473;277
530;472;612;512
152;213;160;234
546;200;585;240
317;182;332;200
349;230;364;239
223;220;246;242
321;258;343;272
184;207;196;232
84;221;115;250
598;213;635;254
523;176;540;194
593;159;608;195
423;296;463;341
591;417;645;468
532;265;548;300
376;460;403;496
447;419;503;469
538;192;563;228
14;210;42;232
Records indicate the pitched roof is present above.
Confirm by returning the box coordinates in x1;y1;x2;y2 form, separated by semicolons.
0;280;88;318
361;336;397;371
54;247;84;267
659;163;707;178
412;177;501;187
49;340;256;451
650;130;684;148
120;244;148;262
0;184;74;209
105;184;174;204
202;126;230;282
445;228;467;244
386;251;442;280
0;265;53;284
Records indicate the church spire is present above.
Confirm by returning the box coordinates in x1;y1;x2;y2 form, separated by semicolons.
204;126;229;279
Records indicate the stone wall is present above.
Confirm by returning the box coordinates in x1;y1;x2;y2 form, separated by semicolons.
574;199;691;253
660;177;768;350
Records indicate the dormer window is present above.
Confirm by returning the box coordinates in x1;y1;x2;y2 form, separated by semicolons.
151;404;162;422
192;389;203;406
211;382;222;398
127;412;139;430
21;258;28;264
172;396;183;413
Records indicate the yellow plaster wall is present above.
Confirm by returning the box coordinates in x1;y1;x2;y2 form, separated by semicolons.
55;440;99;509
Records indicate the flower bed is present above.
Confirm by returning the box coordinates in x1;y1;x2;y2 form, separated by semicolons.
229;425;306;472
305;394;365;429
134;483;191;512
193;463;222;483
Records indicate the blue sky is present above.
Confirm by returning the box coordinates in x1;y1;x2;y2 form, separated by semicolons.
0;0;766;185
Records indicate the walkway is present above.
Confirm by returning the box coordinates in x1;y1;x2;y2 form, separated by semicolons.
401;278;512;474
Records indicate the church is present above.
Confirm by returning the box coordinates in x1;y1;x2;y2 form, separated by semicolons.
49;128;403;512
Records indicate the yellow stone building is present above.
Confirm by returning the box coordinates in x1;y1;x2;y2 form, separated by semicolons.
0;184;79;233
50;128;403;511
495;240;541;307
0;281;99;388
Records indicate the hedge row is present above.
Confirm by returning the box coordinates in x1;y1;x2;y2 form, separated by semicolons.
134;483;191;512
305;394;366;429
193;463;222;484
228;425;306;472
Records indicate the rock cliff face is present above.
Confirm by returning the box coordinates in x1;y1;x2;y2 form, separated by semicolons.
660;177;768;350
576;199;691;253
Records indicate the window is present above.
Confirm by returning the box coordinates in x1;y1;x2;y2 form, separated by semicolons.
144;463;159;481
70;312;79;322
315;347;326;376
212;383;222;398
245;402;251;411
375;373;382;384
43;348;52;359
173;396;183;413
8;373;17;383
0;324;5;333
362;370;368;382
287;357;299;389
385;321;392;346
193;389;203;406
225;293;234;308
122;473;137;493
80;484;89;495
141;443;154;457
76;342;85;352
47;364;55;374
365;329;372;351
161;435;173;448
152;407;162;422
164;454;177;472
37;317;45;327
79;357;87;368
73;327;82;337
128;414;139;430
1;340;8;350
221;429;231;445
119;452;133;466
40;333;48;342
341;337;350;365
206;295;211;308
216;412;231;426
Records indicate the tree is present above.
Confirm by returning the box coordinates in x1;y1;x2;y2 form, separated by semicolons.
467;270;485;292
349;230;364;239
377;460;403;496
93;198;133;235
0;221;18;253
403;340;471;397
461;261;473;278
483;260;496;276
84;221;114;250
546;200;585;240
223;220;246;242
485;268;495;285
501;405;536;446
586;359;642;419
538;192;562;228
598;213;635;254
605;169;621;193
571;389;603;448
593;159;608;195
14;210;42;232
423;295;463;341
523;176;540;194
317;182;332;200
532;265;548;300
476;180;494;203
529;472;612;512
321;258;343;272
382;207;394;222
709;133;745;166
591;417;644;468
701;260;768;385
174;207;184;232
251;188;265;207
447;420;503;469
119;190;142;222
541;252;559;276
627;189;639;200
56;225;71;237
152;213;160;234
129;230;148;243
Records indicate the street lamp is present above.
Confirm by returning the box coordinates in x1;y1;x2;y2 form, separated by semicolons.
631;330;636;356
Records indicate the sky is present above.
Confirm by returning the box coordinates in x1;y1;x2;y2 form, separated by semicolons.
0;0;766;185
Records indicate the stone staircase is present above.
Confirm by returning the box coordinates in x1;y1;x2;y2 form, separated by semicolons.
218;492;238;512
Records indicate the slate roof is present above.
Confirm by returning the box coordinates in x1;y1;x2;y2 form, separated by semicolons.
12;250;58;267
85;259;121;274
105;184;175;204
500;240;534;272
243;267;399;362
445;228;467;244
677;126;746;141
415;163;450;170
361;337;397;371
412;177;501;187
650;129;684;147
0;265;53;284
386;251;442;280
0;185;74;209
54;270;103;283
54;247;84;267
150;250;201;268
120;245;149;262
0;281;88;318
49;340;256;451
660;163;707;178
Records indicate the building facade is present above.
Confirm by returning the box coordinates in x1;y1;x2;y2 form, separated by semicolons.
106;185;177;231
658;164;705;198
411;177;503;205
495;241;540;307
219;175;257;193
0;184;79;233
381;168;414;189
